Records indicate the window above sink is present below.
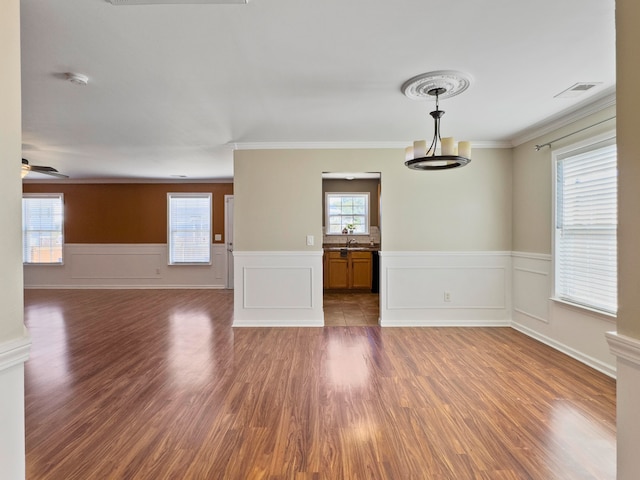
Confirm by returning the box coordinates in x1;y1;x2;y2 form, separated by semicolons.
325;192;370;235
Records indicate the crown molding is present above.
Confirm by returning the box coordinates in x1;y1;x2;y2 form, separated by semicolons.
232;140;512;150
23;177;233;184
510;88;616;147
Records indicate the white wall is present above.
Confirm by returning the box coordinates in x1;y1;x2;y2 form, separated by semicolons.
380;251;511;326
24;244;228;289
0;1;30;478
512;252;615;376
233;251;324;326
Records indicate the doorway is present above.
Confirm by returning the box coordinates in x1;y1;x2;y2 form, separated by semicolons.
321;172;381;326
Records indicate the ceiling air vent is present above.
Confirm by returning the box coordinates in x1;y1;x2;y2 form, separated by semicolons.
554;82;602;99
109;0;247;4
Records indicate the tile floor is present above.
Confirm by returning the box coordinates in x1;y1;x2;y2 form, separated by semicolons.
323;291;380;326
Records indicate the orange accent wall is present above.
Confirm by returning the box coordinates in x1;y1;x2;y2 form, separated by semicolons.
22;183;233;244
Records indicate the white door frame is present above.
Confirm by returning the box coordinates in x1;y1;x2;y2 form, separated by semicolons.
224;195;234;289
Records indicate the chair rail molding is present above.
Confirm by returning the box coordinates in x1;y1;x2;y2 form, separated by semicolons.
0;330;31;372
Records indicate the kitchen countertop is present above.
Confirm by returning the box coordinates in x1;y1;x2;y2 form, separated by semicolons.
323;244;380;252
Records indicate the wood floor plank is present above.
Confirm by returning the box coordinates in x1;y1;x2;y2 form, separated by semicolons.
24;289;615;479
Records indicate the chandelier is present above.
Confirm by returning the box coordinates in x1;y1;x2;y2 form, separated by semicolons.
402;71;473;170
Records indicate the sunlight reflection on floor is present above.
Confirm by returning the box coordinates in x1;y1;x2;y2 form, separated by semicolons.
169;311;213;387
326;334;370;387
549;400;616;478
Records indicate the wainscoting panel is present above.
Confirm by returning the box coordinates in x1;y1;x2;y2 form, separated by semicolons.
24;244;228;289
71;252;160;279
512;252;616;377
243;267;313;309
512;253;551;324
0;332;31;480
233;251;324;327
380;252;512;326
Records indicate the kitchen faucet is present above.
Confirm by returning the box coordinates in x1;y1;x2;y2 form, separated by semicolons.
347;238;357;246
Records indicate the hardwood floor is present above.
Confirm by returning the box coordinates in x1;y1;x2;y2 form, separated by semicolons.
24;289;616;479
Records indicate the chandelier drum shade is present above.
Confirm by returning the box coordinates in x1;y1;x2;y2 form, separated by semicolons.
402;71;473;171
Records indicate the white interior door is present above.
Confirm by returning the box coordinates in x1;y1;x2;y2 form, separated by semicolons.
225;195;234;289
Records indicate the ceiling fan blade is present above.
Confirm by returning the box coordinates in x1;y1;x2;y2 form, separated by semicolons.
36;170;69;179
30;166;69;178
30;165;60;172
22;158;69;178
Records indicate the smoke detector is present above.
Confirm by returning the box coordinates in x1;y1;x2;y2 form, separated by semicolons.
66;73;89;86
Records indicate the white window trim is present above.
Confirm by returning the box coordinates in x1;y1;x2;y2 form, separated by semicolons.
325;192;370;236
167;192;212;266
22;193;65;265
551;129;617;317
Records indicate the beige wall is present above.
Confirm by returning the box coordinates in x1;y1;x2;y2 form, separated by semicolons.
234;147;512;252
617;0;640;338
0;0;25;343
512;106;616;254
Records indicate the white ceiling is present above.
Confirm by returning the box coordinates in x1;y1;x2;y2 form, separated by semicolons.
20;0;616;181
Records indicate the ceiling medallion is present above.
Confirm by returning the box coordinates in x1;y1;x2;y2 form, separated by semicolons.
401;70;472;101
402;71;473;171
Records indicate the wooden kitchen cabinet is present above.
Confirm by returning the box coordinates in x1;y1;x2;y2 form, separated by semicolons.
326;252;349;289
324;250;372;290
350;251;372;289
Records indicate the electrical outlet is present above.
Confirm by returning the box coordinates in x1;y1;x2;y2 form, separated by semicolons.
306;235;314;246
444;291;451;302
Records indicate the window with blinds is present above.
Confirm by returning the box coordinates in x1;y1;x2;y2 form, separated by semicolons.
554;136;617;314
167;193;212;265
22;194;64;264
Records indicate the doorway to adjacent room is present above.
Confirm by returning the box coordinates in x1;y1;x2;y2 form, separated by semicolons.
321;172;381;326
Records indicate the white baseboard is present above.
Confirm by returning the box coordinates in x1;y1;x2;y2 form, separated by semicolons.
381;319;510;327
233;318;324;327
513;321;616;378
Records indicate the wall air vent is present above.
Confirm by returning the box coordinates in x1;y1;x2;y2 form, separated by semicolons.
554;82;602;99
109;0;247;4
